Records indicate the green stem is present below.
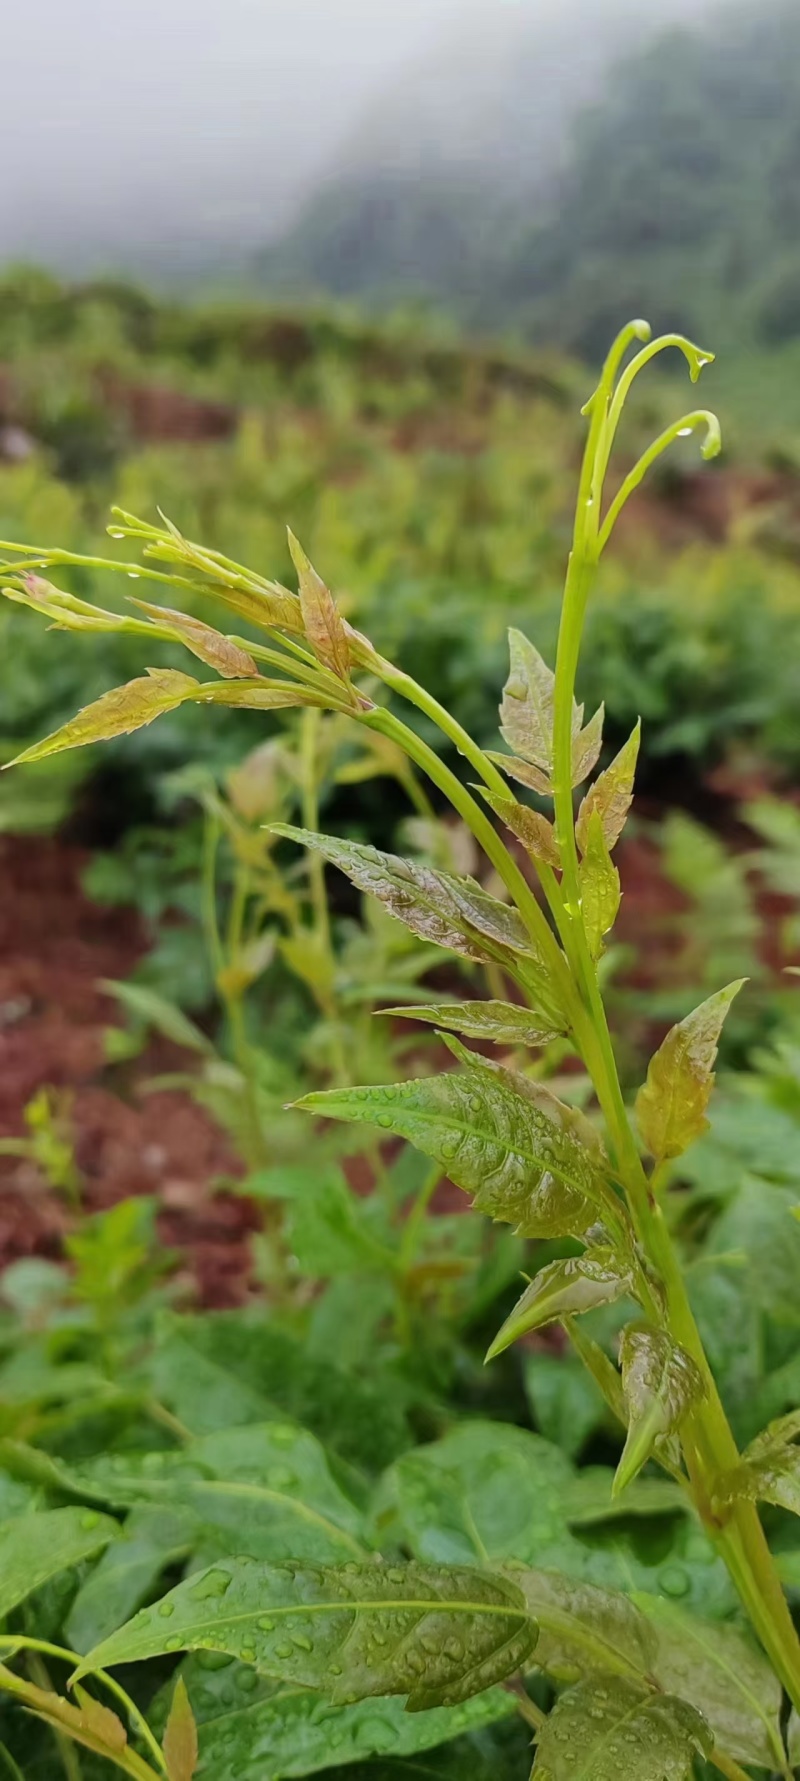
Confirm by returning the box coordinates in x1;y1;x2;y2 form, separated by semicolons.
300;708;348;1086
0;1638;167;1779
399;1160;442;1275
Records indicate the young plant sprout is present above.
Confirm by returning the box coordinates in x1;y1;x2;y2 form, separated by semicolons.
1;322;798;1781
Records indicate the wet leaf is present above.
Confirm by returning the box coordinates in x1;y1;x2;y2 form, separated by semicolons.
188;679;330;712
722;1410;800;1517
518;1571;656;1685
382;1000;564;1048
576;721;641;855
66;1506;193;1656
635;981;746;1162
156;1661;515;1781
163;1676;199;1781
288;530;351;686
271;825;537;966
5;669;200;765
638;1594;785;1772
0;1506;118;1619
571;703;605;787
614;1325;703;1496
78;1559;538;1711
480;788;560;867
486;1254;632;1362
578;813;620;960
296;1047;608;1240
533;1677;711;1780
131;598;259;678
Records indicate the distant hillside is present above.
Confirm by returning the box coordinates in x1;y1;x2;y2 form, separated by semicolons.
257;0;800;356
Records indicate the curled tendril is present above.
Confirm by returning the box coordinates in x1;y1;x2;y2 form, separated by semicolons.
598;410;721;554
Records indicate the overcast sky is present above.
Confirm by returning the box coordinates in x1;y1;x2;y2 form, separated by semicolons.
1;0;716;273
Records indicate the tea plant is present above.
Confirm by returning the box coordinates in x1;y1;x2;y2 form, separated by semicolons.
2;322;800;1778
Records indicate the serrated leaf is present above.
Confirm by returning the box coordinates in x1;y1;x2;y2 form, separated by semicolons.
156;1661;514;1781
533;1677;711;1780
288;531;351;686
614;1326;703;1496
189;679;330;712
5;669;199;765
382;1000;564;1048
271;826;536;966
722;1410;800;1517
499;630;556;774
480;788;560;867
486;751;553;797
638;1594;785;1772
635;981;745;1162
0;1668;133;1768
576;721;641;855
0;1506;118;1618
163;1676;199;1781
296;1049;609;1241
518;1571;656;1685
78;1560;538;1710
579;812;620;960
245;1165;391;1279
571;703;604;787
486;1254;632;1361
131;598;259;678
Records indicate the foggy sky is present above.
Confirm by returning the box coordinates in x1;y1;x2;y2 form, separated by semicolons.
1;0;717;277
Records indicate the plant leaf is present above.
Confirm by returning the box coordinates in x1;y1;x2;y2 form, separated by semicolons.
518;1570;656;1685
480;788;560;867
635;981;746;1162
155;1660;515;1781
163;1676;199;1781
637;1594;785;1772
578;813;620;960
724;1444;800;1518
486;751;553;798
0;1667;134;1769
66;1507;193;1655
287;531;351;686
5;669;200;766
78;1560;538;1711
270;826;537;966
296;1048;609;1240
130;599;259;678
571;704;605;787
189;679;330;712
533;1677;711;1780
576;721;641;855
382;1000;564;1047
100;980;214;1055
499;629;556;775
0;1506;118;1619
614;1325;704;1496
486;1253;632;1361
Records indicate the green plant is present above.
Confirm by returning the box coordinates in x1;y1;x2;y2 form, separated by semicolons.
2;321;800;1778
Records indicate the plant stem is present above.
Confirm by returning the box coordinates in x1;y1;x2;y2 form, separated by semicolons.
300;708;348;1085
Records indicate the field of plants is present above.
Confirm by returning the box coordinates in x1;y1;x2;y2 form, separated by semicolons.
3;282;800;1779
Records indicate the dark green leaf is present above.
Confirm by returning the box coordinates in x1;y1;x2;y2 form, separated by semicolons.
296;1049;609;1240
245;1166;391;1279
66;1507;193;1655
271;826;536;965
635;982;745;1162
637;1594;785;1771
533;1677;711;1780
615;1326;703;1496
0;1507;118;1618
518;1570;656;1685
523;1354;607;1460
487;1254;632;1361
79;1560;538;1710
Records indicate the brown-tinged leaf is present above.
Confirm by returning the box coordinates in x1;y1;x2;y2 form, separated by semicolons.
579;811;620;959
270;825;538;966
0;1665;132;1768
722;1411;800;1518
131;599;259;678
486;1251;633;1361
577;721;641;855
163;1676;199;1781
486;750;553;798
382;999;564;1047
635;981;746;1161
190;680;330;712
614;1324;704;1495
4;669;200;766
480;787;560;867
572;703;605;787
288;530;351;685
499;629;556;773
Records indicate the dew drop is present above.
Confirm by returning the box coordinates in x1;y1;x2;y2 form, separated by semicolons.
191;1568;232;1601
659;1563;690;1598
237;1669;258;1693
164;1635;183;1652
677;426;693;438
257;1616;276;1633
275;1641;295;1661
240;1644;256;1664
80;1511;100;1530
158;1600;176;1618
127;571;141;579
292;1633;313;1652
